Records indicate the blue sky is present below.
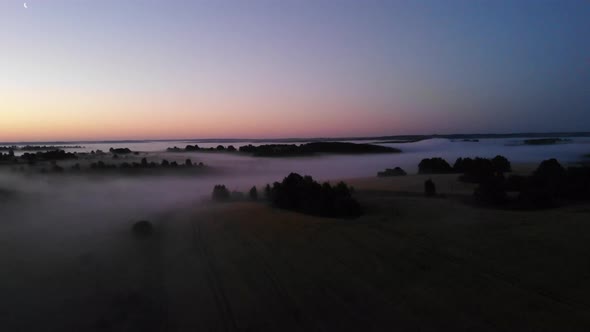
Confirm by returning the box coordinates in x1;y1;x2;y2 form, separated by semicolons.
1;0;589;140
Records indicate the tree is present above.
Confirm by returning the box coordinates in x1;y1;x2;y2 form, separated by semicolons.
418;158;453;174
264;173;361;217
212;185;230;202
424;179;436;197
492;155;511;173
249;186;258;200
185;159;193;167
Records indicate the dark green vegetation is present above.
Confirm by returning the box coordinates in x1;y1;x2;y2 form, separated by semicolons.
474;159;590;209
377;167;407;177
249;186;258;200
239;142;400;157
418;157;454;174
132;220;153;236
424;179;436;196
523;138;572;145
109;147;133;154
2;149;207;175
455;156;511;183
0;145;84;151
167;144;237;152
265;173;361;218
89;158;205;174
212;185;231;202
0;150;78;165
419;156;511;180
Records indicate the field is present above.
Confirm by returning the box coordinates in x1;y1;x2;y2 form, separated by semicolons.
3;173;590;331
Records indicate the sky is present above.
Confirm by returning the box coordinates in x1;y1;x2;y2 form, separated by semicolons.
1;0;589;142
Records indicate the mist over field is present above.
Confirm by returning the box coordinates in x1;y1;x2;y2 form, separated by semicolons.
1;137;590;329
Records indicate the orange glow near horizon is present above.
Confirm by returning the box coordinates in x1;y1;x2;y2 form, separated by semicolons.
1;88;407;142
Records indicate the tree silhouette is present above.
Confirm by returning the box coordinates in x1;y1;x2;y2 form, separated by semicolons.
424;179;436;197
249;186;258;200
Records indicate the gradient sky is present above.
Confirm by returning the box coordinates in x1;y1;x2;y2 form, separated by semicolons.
1;0;589;141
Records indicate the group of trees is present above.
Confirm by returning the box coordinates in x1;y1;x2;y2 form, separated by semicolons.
211;185;259;202
264;173;361;217
418;156;511;182
474;159;590;208
239;142;400;157
167;145;237;152
523;138;571;145
0;149;15;162
418;158;454;174
20;150;78;163
377;167;407;177
109;148;133;154
89;158;203;171
211;173;362;218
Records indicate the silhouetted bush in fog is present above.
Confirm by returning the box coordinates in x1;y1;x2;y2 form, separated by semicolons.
212;185;230;202
424;179;436;197
132;220;153;236
249;186;258;200
419;158;453;174
472;159;590;209
377;167;407;177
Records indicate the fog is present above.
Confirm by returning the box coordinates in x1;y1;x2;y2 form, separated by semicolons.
1;137;589;329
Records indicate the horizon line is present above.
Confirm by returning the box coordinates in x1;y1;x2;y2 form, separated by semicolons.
1;131;590;146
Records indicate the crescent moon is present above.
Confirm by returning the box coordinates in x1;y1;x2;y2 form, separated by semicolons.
24;3;28;9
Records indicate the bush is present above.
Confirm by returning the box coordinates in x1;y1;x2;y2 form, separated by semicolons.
492;155;511;172
110;147;132;154
419;158;453;174
266;173;361;217
471;159;590;209
424;179;436;197
474;174;508;205
212;185;230;202
377;167;407;177
455;155;512;183
249;186;258;200
132;220;153;236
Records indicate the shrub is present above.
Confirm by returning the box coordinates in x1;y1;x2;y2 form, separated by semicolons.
377;167;407;177
418;158;453;174
212;185;230;202
109;147;132;154
185;159;193;167
492;155;511;172
455;156;512;183
424;179;436;197
249;186;258;200
533;158;566;181
474;174;508;205
132;220;153;236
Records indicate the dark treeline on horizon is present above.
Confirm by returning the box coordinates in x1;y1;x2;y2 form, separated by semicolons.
3;131;590;146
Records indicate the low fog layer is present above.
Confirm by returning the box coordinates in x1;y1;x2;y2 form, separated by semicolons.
1;137;589;328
